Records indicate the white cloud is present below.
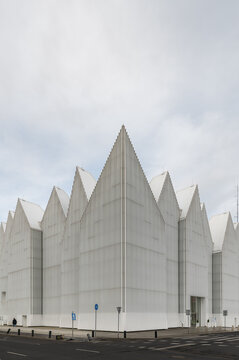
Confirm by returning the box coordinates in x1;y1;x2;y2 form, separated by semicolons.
0;0;239;221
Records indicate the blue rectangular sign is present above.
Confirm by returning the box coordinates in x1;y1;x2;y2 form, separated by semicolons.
72;312;76;321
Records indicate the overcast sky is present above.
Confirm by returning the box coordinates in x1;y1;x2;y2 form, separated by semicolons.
0;0;239;222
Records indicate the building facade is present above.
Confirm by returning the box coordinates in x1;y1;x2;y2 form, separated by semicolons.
0;126;239;330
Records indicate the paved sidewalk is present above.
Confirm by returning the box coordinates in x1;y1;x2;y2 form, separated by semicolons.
0;325;236;340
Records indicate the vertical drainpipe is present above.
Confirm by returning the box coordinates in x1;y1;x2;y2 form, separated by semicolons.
220;252;222;319
41;230;43;315
30;230;33;316
121;129;126;313
184;220;187;317
178;219;186;314
178;220;180;313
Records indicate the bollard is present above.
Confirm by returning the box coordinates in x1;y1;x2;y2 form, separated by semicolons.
155;330;157;338
49;331;52;338
124;331;126;338
92;330;95;338
18;329;20;335
7;328;11;334
32;330;34;337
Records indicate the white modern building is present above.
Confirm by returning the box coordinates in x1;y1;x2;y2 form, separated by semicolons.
210;213;239;327
0;125;239;330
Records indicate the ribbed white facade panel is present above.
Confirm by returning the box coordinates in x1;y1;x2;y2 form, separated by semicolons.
8;202;31;324
150;172;180;328
41;187;69;326
78;131;122;331
7;200;43;326
61;167;95;327
211;214;239;326
125;130;166;330
177;186;210;326
201;204;213;320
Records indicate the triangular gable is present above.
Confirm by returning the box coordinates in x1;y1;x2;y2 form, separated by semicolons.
42;187;69;223
55;187;70;217
234;222;239;234
0;222;6;232
76;167;96;201
19;199;44;230
64;167;96;227
234;223;239;236
234;223;239;248
176;185;197;219
5;211;14;239
223;212;238;252
150;171;180;222
210;212;229;252
78;125;165;316
150;172;168;202
79;125;164;247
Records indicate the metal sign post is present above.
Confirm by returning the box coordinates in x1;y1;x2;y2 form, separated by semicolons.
186;309;191;334
116;306;121;339
72;311;76;339
95;304;98;337
223;310;228;330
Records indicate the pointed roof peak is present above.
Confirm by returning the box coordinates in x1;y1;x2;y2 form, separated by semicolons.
176;184;198;219
76;166;96;200
7;210;15;224
150;171;169;202
0;222;6;232
19;198;44;230
210;211;230;220
152;171;169;179
234;222;239;230
54;186;69;216
209;212;231;252
117;124;132;140
177;184;197;193
42;186;69;221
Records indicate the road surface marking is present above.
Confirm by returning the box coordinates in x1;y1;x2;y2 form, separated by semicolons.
152;343;195;351
227;338;239;342
7;352;27;357
76;348;100;353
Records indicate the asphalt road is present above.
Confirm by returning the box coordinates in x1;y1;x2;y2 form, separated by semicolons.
1;332;239;359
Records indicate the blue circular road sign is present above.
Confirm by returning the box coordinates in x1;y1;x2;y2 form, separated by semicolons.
95;304;98;311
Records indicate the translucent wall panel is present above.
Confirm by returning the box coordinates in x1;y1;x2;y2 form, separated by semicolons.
42;187;68;325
